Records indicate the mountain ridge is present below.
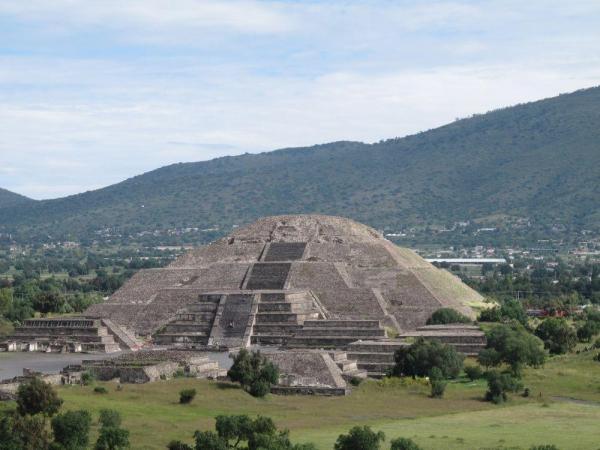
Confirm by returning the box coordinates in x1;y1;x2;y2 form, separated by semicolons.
1;86;599;242
0;188;34;209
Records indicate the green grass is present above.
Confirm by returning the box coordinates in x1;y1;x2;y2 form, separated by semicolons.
1;351;598;449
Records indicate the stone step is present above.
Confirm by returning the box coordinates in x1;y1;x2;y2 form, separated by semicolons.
336;360;358;371
260;293;286;302
255;312;318;323
285;336;365;348
175;308;217;322
250;335;286;345
303;320;381;329
252;323;303;334
257;301;314;313
101;319;142;351
82;342;121;353
347;352;395;363
328;351;348;362
296;328;386;337
13;327;109;336
357;361;394;373
163;323;212;333
401;334;486;344
341;368;368;380
347;340;409;353
11;334;117;344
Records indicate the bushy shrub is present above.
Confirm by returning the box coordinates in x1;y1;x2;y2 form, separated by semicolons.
51;410;92;450
98;409;121;428
188;414;316;450
390;437;423;450
95;409;129;450
577;320;599;342
392;337;464;379
81;371;95;386
167;440;194;450
535;318;577;355
426;308;471;325
94;386;108;394
485;370;523;404
478;307;502;322
349;376;363;387
334;425;385;450
464;365;483;381
16;376;63;416
179;388;197;404
428;367;446;398
479;323;545;376
478;299;527;325
228;349;279;398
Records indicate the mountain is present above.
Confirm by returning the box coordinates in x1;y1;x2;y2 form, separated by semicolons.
1;86;599;242
0;188;34;209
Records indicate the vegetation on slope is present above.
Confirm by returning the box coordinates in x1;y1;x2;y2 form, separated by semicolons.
0;188;33;209
1;86;599;243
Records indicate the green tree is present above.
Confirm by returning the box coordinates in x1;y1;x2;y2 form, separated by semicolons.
227;350;279;397
391;337;464;379
576;320;599;342
0;413;51;450
189;415;315;450
390;437;422;450
484;370;523;404
95;409;129;450
334;426;385;450
16;377;63;417
193;431;228;450
478;323;545;376
426;308;471;325
51;410;92;450
428;367;447;398
464;364;483;381
0;288;12;317
535;318;577;355
95;427;130;450
98;409;121;428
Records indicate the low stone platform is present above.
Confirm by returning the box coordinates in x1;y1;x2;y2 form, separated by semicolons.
263;350;350;395
82;350;226;383
399;324;486;356
347;339;409;378
3;318;120;353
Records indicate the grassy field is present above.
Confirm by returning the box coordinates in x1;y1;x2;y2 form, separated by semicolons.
1;351;598;449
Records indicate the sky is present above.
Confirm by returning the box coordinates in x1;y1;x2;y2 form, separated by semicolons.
0;1;599;200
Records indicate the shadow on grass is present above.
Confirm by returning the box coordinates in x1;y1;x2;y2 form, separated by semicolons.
216;381;241;390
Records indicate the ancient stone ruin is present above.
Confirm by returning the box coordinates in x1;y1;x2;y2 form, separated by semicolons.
2;215;486;394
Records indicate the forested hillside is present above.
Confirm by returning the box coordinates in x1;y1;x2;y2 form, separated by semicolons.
0;188;33;209
1;86;599;242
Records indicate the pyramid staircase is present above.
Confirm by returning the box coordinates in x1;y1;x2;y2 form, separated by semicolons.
347;340;409;378
153;294;221;348
328;351;368;380
250;292;320;345
285;320;387;349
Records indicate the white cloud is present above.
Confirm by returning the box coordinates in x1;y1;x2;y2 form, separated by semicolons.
0;0;292;34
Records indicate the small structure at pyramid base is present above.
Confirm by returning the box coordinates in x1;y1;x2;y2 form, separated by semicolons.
77;350;226;384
